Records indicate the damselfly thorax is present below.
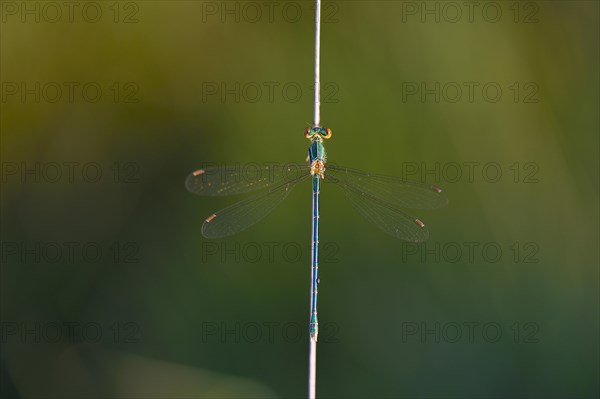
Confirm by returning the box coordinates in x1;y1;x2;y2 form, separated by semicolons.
305;126;331;179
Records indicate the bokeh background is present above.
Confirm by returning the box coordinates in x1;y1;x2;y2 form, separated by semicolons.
1;1;598;398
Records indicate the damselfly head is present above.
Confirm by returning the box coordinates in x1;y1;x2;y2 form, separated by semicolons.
305;126;332;140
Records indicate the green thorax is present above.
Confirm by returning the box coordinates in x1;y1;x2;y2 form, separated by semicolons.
308;140;326;164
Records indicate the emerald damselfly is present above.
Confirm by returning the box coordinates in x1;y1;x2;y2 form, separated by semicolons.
186;126;448;342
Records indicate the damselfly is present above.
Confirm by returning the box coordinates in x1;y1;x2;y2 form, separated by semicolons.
186;126;448;340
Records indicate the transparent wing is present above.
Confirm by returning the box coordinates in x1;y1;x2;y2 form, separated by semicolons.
201;174;310;239
186;162;309;196
326;165;448;210
328;174;430;242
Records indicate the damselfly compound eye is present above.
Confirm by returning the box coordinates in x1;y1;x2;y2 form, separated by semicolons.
322;128;332;139
304;127;312;138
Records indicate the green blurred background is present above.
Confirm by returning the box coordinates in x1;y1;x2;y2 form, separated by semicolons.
1;1;598;398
